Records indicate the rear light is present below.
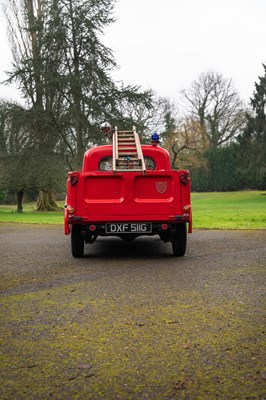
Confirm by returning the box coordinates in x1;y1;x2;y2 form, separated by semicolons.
89;225;96;232
180;173;189;184
67;206;74;214
183;205;191;219
161;223;168;230
183;205;191;213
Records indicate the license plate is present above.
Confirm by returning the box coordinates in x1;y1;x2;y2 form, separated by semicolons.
105;223;152;234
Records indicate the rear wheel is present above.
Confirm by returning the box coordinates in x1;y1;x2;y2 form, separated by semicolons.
172;223;187;256
71;225;84;257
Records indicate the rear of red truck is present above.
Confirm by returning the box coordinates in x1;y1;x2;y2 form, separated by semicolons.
65;141;192;257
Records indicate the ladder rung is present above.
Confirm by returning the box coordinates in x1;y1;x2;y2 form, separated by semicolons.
118;157;139;161
117;160;140;164
116;168;143;171
118;152;137;156
118;146;137;150
118;143;135;146
117;164;140;167
117;158;140;162
117;162;141;165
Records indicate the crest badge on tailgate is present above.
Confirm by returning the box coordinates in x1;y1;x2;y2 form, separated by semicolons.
156;181;167;194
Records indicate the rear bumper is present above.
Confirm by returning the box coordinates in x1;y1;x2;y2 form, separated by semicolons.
65;215;192;235
65;220;192;241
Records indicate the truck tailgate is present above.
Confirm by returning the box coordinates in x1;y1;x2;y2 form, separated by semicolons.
76;171;185;222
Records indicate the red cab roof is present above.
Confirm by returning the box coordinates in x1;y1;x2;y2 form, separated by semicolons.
82;145;171;172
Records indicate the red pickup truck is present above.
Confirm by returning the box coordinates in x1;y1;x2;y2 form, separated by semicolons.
64;126;192;257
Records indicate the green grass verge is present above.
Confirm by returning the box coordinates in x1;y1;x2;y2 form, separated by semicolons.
0;191;265;229
0;202;65;225
192;191;266;229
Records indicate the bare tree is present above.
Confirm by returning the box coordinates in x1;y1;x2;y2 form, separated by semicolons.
181;71;247;147
164;117;209;168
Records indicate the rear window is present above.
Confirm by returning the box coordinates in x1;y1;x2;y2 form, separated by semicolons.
144;157;155;170
99;157;113;171
99;156;155;170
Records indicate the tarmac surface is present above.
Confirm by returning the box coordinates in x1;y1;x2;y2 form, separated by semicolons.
0;224;265;399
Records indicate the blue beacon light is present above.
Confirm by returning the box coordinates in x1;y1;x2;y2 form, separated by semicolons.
151;132;160;145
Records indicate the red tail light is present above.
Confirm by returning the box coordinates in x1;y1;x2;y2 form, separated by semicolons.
161;224;168;230
183;205;191;213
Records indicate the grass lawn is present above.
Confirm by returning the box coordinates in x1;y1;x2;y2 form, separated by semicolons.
0;202;65;225
0;191;265;229
192;191;266;229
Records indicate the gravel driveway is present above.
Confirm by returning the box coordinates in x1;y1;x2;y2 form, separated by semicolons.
0;224;265;399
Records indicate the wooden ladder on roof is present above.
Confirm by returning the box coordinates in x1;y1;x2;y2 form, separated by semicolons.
112;126;146;173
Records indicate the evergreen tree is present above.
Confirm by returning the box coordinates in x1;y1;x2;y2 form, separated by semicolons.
2;0;155;209
0;100;65;212
237;64;266;189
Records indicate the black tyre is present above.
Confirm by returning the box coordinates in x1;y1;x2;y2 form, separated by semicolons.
71;225;84;257
172;223;187;256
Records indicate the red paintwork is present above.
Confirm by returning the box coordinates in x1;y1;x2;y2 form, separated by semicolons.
64;144;192;234
82;145;171;171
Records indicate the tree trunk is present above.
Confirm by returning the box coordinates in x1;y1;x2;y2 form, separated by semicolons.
17;190;24;213
171;147;178;169
36;189;61;211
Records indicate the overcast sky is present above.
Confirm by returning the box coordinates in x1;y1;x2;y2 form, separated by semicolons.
0;0;265;105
